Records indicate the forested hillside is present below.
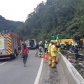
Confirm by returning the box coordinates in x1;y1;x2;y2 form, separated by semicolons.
16;0;84;40
0;15;23;33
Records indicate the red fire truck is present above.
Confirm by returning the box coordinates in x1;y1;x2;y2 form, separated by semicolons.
0;33;21;59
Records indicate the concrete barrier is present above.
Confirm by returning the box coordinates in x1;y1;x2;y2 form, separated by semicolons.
59;52;84;84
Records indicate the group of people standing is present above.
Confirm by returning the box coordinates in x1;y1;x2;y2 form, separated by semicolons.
19;38;83;67
36;40;58;68
48;40;58;68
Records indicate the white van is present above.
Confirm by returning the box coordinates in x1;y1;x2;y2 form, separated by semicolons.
25;39;37;49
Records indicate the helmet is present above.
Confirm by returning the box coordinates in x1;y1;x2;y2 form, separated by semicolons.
50;40;54;43
45;41;47;43
53;41;57;44
51;40;57;44
75;43;78;46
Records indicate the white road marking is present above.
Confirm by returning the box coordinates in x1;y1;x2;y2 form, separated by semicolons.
34;58;43;84
0;62;7;66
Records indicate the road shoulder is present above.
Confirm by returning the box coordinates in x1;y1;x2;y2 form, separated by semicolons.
39;58;68;84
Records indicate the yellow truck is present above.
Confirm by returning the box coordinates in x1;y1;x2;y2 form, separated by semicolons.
58;39;74;44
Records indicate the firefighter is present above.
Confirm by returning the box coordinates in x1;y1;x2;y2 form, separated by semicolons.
51;41;58;68
48;40;53;66
44;41;48;53
38;41;44;57
71;41;75;51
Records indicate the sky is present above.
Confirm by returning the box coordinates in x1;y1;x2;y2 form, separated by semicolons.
0;0;46;22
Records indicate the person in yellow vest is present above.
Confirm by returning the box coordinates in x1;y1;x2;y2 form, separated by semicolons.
44;41;48;53
72;41;75;51
48;40;53;66
51;41;58;68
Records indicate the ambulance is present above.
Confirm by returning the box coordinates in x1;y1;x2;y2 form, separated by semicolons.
25;39;37;49
0;33;21;59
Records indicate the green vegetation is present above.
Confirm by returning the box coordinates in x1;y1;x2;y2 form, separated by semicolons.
1;0;84;41
0;15;23;33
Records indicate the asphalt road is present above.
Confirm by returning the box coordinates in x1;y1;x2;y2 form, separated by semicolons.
0;50;41;84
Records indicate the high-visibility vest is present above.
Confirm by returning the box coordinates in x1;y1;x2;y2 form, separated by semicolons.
72;42;75;46
51;45;57;56
44;43;48;48
48;43;52;52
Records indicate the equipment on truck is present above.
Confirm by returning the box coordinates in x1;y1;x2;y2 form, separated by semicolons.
0;33;21;59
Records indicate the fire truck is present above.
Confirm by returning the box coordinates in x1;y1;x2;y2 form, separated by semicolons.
0;33;21;59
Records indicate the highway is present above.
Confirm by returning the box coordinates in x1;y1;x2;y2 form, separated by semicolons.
0;50;84;84
0;50;41;84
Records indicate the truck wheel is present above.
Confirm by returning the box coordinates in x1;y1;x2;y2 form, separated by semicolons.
14;54;17;58
11;54;17;59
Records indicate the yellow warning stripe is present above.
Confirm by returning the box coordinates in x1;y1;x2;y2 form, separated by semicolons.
4;37;7;49
8;48;12;51
6;50;10;54
6;36;12;54
8;39;11;42
8;43;11;46
6;49;12;53
6;49;12;54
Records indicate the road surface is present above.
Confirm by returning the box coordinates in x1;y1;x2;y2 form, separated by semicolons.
0;50;41;84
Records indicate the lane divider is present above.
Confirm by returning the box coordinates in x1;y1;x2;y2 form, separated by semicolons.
34;58;43;84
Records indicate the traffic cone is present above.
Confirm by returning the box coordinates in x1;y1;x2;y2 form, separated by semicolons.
43;52;48;61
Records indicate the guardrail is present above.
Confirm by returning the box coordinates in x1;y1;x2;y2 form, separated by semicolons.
59;52;84;84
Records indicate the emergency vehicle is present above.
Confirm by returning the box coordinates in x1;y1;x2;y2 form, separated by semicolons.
25;39;37;49
0;33;21;59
